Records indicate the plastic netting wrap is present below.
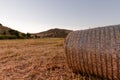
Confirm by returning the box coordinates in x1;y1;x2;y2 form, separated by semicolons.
65;25;120;80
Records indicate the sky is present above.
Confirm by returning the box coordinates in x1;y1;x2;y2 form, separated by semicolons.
0;0;120;33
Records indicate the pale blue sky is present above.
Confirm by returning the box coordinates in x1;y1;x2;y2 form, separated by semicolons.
0;0;120;33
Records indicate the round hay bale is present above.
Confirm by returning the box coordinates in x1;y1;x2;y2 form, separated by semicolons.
65;25;120;80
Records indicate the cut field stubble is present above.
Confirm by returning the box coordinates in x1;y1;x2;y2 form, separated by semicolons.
0;38;81;80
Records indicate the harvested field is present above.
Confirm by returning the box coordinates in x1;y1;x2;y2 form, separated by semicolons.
0;38;81;80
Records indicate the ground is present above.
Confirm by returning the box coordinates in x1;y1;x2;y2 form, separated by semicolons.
0;38;80;80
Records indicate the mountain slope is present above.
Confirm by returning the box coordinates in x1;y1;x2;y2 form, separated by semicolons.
0;23;26;39
0;24;12;35
0;23;72;39
34;28;72;38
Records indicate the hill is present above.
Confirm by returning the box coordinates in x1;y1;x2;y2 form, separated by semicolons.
33;28;72;38
0;23;12;35
0;23;72;39
0;23;29;39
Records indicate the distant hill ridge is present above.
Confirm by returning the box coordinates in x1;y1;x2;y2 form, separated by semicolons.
33;28;72;38
0;23;72;39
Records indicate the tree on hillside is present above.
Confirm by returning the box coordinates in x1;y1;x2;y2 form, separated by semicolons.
9;29;20;38
0;23;2;26
26;33;31;38
21;33;27;38
2;31;6;35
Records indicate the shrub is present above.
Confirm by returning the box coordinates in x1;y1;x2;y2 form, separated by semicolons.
9;29;20;38
26;33;31;38
2;31;6;35
0;35;17;39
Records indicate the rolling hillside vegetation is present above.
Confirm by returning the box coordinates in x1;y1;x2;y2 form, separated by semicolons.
0;23;72;39
0;23;32;39
32;28;72;38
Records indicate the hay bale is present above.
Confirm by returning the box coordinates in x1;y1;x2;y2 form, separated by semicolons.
65;25;120;80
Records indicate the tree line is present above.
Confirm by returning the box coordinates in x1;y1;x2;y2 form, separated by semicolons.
0;29;31;39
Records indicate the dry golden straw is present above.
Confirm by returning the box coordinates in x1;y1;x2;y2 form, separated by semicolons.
65;25;120;80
